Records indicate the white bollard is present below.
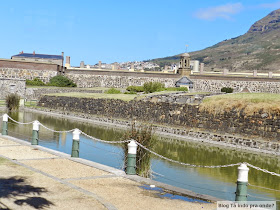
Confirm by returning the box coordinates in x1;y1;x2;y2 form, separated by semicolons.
235;163;249;201
2;114;8;135
126;140;138;175
31;121;40;145
71;129;81;157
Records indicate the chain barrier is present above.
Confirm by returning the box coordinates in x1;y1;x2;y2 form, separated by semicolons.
39;123;75;134
80;131;131;144
248;183;280;192
244;163;280;177
135;141;241;168
7;116;35;125
79;140;123;157
248;194;280;202
4;115;280;176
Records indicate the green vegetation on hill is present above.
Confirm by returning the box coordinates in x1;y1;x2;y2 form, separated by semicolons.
152;9;280;71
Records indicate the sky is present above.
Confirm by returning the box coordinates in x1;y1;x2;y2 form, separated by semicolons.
0;0;280;66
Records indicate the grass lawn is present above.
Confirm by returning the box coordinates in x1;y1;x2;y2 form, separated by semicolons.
46;92;138;101
0;100;5;107
200;93;280;115
26;86;125;91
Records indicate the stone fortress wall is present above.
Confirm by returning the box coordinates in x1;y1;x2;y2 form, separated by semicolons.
64;69;180;88
0;59;59;83
191;75;280;93
0;78;26;99
1;58;280;93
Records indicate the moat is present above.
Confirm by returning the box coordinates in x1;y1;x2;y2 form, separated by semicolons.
1;110;279;204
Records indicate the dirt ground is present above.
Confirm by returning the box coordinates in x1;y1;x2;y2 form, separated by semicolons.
0;136;217;210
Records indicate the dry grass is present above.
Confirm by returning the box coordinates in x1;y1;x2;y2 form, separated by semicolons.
200;93;280;115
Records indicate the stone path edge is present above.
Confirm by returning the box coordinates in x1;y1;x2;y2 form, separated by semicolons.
0;134;221;203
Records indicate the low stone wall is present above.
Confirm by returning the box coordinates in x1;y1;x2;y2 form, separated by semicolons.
65;69;180;88
191;75;280;93
0;78;26;99
38;96;280;143
140;92;223;104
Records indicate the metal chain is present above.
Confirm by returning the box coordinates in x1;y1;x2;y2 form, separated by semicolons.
245;162;280;177
135;141;241;168
5;115;280;176
79;140;123;157
248;183;280;192
80;131;131;144
39;123;75;133
7;116;35;125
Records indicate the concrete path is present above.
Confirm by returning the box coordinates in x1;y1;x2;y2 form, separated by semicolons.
0;135;216;210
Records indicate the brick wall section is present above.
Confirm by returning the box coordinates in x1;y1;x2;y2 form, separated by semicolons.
0;78;26;99
191;75;280;93
38;95;280;141
65;69;180;88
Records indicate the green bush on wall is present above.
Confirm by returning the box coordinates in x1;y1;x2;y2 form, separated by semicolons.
143;82;165;93
105;88;121;94
221;87;234;93
47;75;77;87
126;86;144;92
26;78;45;86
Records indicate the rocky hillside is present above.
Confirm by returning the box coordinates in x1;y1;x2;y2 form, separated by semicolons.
152;9;280;72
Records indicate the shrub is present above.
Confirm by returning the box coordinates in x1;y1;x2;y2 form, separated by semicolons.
221;87;234;93
105;88;121;94
6;93;20;111
143;82;165;93
126;86;144;92
165;87;188;91
176;87;189;91
47;75;77;87
124;91;137;94
26;78;45;86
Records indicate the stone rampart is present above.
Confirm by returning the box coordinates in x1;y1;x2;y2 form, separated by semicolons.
64;69;180;88
0;68;57;83
38;96;280;144
191;75;280;93
0;78;26;99
0;59;61;83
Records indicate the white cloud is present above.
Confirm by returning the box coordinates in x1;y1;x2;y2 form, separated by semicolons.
258;1;280;9
194;3;244;21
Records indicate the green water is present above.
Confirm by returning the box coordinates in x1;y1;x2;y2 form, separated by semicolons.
1;110;279;206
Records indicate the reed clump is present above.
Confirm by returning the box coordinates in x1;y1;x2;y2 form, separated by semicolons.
5;93;20;111
123;123;155;178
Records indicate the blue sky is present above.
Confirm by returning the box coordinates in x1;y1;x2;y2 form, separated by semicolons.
0;0;280;66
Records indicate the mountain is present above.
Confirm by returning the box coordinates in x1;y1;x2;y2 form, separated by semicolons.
151;9;280;72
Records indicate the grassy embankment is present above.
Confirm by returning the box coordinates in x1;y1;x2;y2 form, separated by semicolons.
46;91;210;102
200;93;280;115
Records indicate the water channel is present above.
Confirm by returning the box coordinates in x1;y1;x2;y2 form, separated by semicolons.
0;110;279;206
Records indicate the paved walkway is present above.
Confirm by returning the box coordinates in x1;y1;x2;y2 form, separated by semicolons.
0;135;216;210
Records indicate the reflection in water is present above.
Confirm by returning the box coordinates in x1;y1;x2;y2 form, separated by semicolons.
0;110;279;205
